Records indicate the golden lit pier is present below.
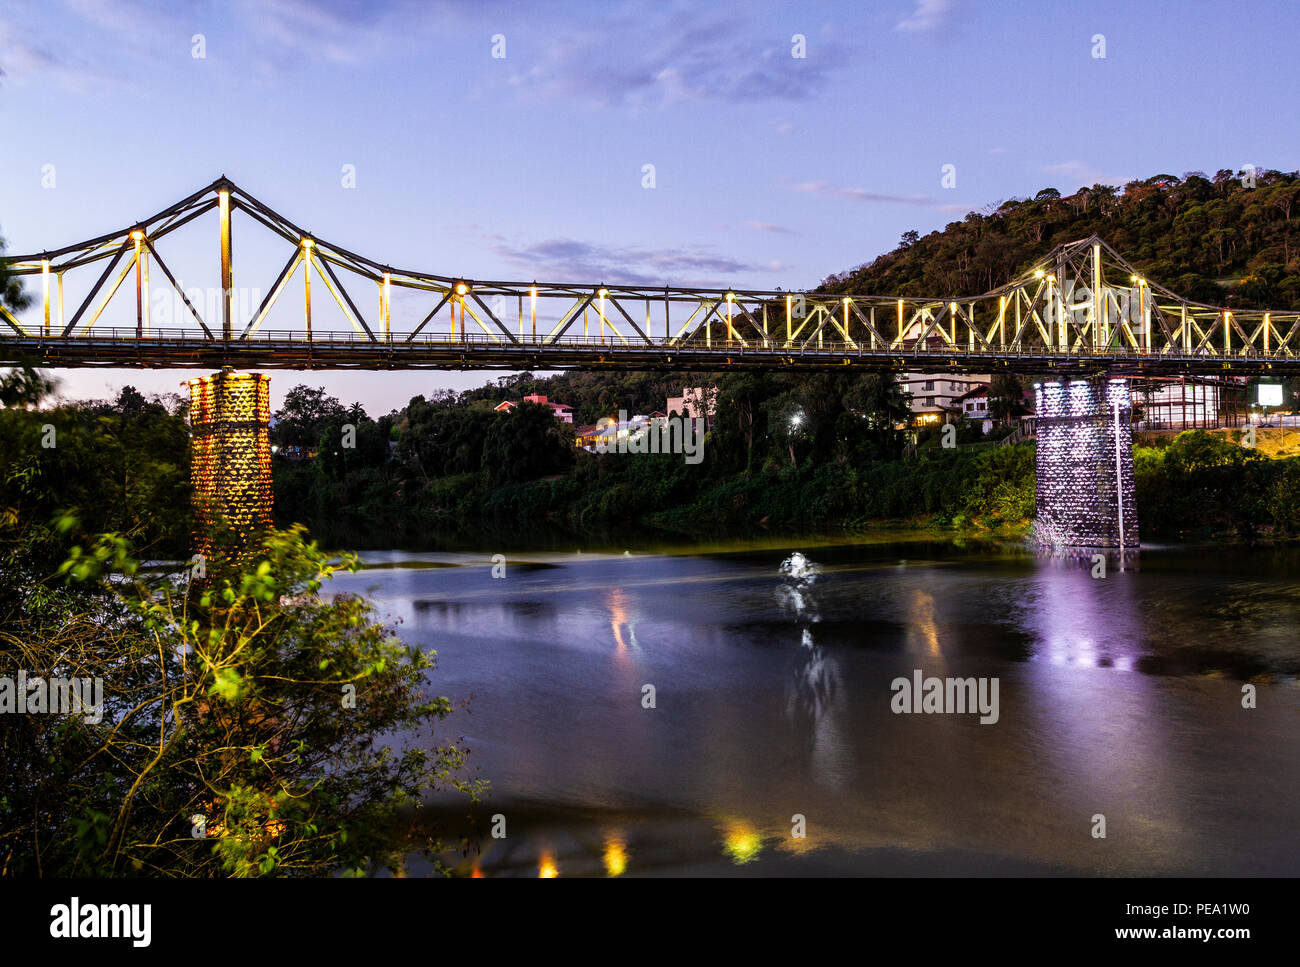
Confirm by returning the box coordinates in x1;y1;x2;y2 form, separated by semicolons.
186;370;273;557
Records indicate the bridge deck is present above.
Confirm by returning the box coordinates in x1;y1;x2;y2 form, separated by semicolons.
2;328;1296;374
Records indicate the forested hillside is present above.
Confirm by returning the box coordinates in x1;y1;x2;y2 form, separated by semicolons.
819;168;1300;308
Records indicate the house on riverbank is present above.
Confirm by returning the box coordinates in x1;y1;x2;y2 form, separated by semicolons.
494;393;574;424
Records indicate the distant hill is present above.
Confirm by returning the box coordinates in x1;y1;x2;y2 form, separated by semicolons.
818;168;1300;309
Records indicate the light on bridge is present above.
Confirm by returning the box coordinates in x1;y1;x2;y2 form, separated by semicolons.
455;281;469;296
301;238;314;249
129;229;145;241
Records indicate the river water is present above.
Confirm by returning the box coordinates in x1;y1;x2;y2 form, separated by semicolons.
328;534;1300;877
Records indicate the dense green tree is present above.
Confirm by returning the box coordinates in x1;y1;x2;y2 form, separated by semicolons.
987;373;1025;424
272;385;347;449
1;229;31;316
0;519;479;876
481;402;574;485
0;371;481;875
0;373;191;562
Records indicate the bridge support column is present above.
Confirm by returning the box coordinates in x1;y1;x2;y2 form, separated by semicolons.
185;369;274;559
1034;377;1138;547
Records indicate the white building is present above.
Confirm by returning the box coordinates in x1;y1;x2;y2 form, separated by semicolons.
493;393;574;424
897;372;990;424
666;387;717;424
956;387;993;433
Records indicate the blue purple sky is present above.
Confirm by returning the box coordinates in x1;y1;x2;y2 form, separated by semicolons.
2;0;1297;413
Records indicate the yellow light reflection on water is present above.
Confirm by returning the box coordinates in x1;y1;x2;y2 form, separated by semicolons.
909;588;942;657
538;853;558;878
723;822;763;865
603;835;628;876
607;587;630;653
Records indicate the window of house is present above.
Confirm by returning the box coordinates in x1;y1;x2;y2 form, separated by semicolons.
925;396;935;406
924;380;934;391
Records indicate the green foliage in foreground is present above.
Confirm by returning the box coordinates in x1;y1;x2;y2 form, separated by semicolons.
0;517;481;877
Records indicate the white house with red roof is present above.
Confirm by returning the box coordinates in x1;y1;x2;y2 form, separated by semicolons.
494;393;574;424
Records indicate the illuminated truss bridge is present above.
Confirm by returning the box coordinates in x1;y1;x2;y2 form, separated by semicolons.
3;177;1298;375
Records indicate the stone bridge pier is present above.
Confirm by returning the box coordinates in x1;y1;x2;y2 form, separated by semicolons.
185;369;274;559
1033;377;1138;548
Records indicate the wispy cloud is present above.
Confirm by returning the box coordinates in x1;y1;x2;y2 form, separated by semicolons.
230;0;411;65
745;220;795;234
64;0;149;34
482;234;761;287
896;0;955;33
0;14;126;91
1042;160;1130;188
504;10;841;107
0;0;460;94
793;178;973;218
795;180;935;206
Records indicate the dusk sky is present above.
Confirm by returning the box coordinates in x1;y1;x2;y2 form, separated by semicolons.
2;0;1297;413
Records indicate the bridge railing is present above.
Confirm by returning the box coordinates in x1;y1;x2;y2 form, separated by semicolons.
999;418;1038;447
3;326;1291;360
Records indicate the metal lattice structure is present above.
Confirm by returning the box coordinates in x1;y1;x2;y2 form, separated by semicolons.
187;371;273;555
3;178;1300;375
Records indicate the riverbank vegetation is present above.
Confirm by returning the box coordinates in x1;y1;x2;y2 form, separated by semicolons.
268;375;1300;546
269;370;1039;543
1135;430;1300;541
0;374;480;877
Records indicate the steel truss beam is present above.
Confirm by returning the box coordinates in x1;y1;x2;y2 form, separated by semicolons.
4;184;1300;373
